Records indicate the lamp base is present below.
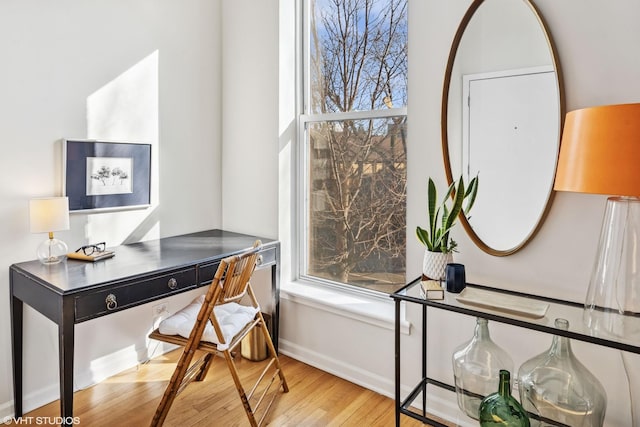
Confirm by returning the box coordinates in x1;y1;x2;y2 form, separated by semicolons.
36;237;68;265
583;196;640;339
622;352;640;427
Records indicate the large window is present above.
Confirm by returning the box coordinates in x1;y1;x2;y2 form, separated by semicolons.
300;0;408;293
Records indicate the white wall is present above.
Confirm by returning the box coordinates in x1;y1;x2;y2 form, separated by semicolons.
0;0;222;416
221;0;280;239
267;0;640;426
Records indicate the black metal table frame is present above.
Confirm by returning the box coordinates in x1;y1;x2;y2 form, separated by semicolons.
392;278;640;426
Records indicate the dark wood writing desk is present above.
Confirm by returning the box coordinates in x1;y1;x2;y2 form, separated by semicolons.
10;229;280;425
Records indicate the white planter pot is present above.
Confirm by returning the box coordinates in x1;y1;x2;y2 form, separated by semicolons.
422;250;453;281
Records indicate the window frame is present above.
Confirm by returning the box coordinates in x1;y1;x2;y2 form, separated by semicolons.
296;0;408;293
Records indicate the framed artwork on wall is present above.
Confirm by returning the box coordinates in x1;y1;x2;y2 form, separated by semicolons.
63;139;152;212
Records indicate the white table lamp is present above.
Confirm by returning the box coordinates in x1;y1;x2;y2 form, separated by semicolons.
29;197;70;264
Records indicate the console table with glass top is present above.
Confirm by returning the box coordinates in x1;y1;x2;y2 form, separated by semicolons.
10;229;280;426
391;278;640;427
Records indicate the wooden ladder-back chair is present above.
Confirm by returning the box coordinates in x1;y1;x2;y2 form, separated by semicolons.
148;241;289;426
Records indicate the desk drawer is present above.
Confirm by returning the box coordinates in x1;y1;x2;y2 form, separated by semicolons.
257;246;277;268
197;246;277;286
75;268;196;322
198;261;221;287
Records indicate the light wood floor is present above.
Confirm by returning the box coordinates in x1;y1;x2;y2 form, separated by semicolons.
12;350;452;426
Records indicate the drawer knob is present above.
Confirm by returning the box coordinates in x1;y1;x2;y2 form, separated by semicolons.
168;278;178;290
257;255;263;266
106;294;118;311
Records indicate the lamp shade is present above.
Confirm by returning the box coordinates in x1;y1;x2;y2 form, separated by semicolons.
29;197;70;233
554;103;640;197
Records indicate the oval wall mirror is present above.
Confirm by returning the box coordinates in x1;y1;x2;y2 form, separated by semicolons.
442;0;565;256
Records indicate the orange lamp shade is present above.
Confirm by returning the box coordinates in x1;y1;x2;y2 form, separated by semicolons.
554;103;640;197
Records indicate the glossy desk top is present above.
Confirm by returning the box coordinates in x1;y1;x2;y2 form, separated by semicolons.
11;229;276;295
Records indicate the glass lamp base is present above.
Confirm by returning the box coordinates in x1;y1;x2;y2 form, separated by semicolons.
584;196;640;339
622;352;640;427
36;238;68;265
583;196;639;427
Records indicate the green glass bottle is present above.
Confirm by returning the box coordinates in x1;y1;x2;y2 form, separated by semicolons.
479;370;530;427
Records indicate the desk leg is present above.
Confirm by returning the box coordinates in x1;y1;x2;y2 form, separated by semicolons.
11;295;23;417
59;299;75;425
271;247;280;354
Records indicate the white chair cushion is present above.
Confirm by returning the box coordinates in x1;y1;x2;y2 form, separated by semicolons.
158;295;259;350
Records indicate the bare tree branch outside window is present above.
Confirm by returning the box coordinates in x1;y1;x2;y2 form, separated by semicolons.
305;0;407;291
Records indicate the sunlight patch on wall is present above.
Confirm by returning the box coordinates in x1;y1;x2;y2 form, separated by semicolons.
82;50;160;244
80;345;145;389
86;50;159;143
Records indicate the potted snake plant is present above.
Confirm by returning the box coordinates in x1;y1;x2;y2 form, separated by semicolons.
416;174;478;280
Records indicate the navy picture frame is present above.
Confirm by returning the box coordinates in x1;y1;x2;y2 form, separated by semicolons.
63;139;151;212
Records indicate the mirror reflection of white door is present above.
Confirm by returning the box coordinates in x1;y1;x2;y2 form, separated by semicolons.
462;66;558;249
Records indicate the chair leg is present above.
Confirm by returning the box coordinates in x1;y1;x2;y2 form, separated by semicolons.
195;353;214;381
260;315;289;393
150;349;197;427
246;286;288;393
223;350;259;427
222;318;289;427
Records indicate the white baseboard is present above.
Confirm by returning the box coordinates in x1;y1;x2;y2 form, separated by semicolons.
279;338;395;397
74;345;150;391
0;382;60;422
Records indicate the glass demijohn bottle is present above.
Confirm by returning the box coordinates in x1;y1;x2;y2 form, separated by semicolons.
479;370;530;426
518;318;607;426
452;317;514;419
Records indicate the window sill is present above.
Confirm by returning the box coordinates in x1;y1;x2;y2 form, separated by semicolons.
281;280;412;335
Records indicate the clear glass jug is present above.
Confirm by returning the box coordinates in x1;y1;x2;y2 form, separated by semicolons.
452;317;514;419
518;318;607;426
